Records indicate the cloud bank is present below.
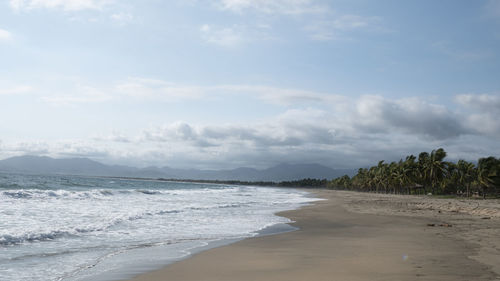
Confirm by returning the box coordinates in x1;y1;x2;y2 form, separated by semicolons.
9;0;114;11
0;28;12;41
2;78;499;169
215;0;327;15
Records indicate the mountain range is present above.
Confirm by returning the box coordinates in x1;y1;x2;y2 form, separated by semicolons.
0;155;355;182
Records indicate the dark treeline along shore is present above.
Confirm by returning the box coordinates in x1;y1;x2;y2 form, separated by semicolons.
328;148;500;198
151;148;500;199
149;178;329;189
111;148;499;198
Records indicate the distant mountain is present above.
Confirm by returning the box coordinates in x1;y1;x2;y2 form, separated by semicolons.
0;155;355;181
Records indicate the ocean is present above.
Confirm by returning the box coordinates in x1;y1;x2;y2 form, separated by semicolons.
0;173;318;281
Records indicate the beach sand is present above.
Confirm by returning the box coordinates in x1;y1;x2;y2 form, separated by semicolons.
127;190;500;281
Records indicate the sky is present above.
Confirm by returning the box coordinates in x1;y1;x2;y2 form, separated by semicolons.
1;0;500;169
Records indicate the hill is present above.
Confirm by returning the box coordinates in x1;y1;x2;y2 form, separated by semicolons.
0;155;355;181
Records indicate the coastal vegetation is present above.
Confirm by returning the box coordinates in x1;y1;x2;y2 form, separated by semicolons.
124;148;499;198
154;178;328;188
328;148;500;198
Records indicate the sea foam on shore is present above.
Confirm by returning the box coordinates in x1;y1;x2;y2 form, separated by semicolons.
0;173;318;281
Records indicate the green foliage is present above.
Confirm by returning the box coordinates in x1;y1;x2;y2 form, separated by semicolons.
155;178;328;188
327;175;351;190
278;178;328;188
477;157;500;198
149;149;500;197
328;149;500;198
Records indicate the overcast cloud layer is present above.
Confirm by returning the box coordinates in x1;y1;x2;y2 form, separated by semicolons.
1;0;499;169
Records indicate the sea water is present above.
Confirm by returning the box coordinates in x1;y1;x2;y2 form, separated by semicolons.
0;173;318;281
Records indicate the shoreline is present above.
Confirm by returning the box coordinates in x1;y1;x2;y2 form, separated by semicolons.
72;187;314;281
90;222;301;281
126;189;500;281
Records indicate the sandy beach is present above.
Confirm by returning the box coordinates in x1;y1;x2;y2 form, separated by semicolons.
127;190;500;281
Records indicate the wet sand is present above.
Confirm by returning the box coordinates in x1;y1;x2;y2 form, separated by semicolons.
127;190;500;281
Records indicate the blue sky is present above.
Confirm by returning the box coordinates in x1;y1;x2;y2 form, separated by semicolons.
1;0;500;169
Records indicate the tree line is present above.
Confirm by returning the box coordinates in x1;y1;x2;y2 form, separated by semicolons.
155;178;328;188
328;148;500;198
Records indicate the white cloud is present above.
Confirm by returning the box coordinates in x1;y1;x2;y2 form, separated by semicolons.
34;79;499;143
3;141;50;156
38;77;347;106
110;12;133;25
114;78;205;101
305;15;383;41
41;85;113;106
218;84;347;106
216;0;328;15
133;109;342;167
15;77;500;168
141;109;335;149
40;78;206;106
9;0;114;11
0;85;32;95
200;24;257;47
455;93;500;113
353;95;468;140
93;130;132;143
3;93;500;169
0;138;121;162
464;113;500;137
455;93;500;137
0;28;12;41
73;94;500;168
135;95;485;162
209;1;383;43
26;78;500;142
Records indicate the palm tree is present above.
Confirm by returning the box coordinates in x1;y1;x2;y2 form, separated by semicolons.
441;162;458;195
477;157;500;198
374;161;389;193
402;155;417;194
417;152;430;194
391;160;405;194
456;160;477;197
426;148;448;195
352;168;368;191
328;148;499;198
367;165;378;192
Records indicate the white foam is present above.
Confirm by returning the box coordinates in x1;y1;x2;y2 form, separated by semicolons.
0;175;318;281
